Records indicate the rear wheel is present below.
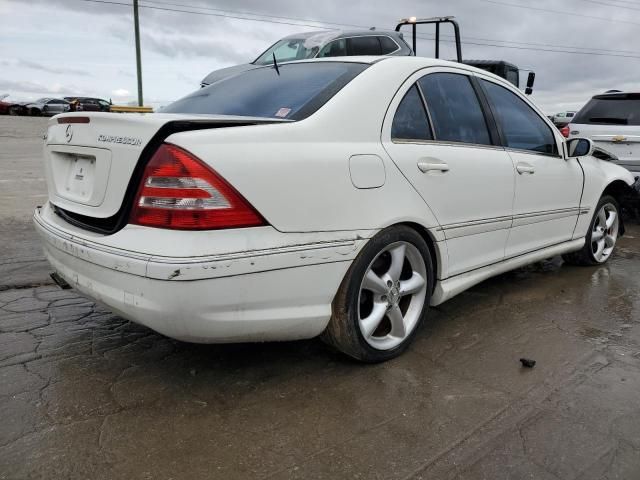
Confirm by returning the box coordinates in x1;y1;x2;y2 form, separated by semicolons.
8;106;19;116
563;195;620;266
322;226;433;362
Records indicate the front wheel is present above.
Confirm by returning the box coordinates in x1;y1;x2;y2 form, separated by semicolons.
322;226;433;362
563;195;620;266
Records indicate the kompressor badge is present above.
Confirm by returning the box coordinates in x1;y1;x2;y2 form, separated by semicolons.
97;134;142;146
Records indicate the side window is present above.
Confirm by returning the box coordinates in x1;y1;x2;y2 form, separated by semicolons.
317;39;347;58
271;42;301;62
418;73;492;145
379;36;399;54
391;85;432;141
347;36;381;56
481;79;558;155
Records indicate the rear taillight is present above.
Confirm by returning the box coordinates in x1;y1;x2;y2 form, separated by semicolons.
129;143;266;230
560;125;570;138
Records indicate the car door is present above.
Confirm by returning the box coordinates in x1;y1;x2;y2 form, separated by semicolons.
47;100;63;114
477;76;583;257
382;69;516;277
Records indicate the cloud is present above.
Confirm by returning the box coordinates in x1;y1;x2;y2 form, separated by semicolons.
112;88;130;97
15;59;91;76
0;78;83;95
3;0;640;112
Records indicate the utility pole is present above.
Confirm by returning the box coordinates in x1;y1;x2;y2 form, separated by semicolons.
133;0;143;106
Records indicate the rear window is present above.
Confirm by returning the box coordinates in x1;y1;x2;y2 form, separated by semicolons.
163;62;369;120
573;94;640;125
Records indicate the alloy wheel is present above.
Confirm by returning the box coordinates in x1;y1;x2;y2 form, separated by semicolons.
357;241;428;350
591;202;619;263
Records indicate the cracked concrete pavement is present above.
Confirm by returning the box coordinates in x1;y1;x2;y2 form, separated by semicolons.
1;117;640;479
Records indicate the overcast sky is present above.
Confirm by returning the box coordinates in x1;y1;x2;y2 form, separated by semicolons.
1;0;639;113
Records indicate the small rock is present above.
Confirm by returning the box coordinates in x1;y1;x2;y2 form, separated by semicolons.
520;358;536;368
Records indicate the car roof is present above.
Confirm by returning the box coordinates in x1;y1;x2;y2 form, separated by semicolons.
280;55;507;78
594;91;640;97
280;29;403;43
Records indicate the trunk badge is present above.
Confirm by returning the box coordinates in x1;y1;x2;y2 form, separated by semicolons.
65;125;73;143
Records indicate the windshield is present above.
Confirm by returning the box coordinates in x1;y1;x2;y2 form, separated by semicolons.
35;98;51;103
163;62;369;120
573;94;640;125
253;38;321;66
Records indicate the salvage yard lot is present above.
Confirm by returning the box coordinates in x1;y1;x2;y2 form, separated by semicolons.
1;116;640;479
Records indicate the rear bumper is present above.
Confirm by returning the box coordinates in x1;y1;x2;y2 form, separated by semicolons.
34;205;364;343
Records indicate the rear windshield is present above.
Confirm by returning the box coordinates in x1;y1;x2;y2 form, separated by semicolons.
163;62;369;120
573;94;640;125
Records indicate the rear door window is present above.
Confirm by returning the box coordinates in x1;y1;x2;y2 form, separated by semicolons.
391;85;432;141
379;36;399;54
347;36;382;55
573;94;640;125
317;39;347;57
481;79;558;155
418;73;492;145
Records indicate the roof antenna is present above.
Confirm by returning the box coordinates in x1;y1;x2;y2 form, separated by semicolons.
272;53;280;76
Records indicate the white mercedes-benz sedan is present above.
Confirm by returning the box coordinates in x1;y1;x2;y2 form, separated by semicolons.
34;56;636;362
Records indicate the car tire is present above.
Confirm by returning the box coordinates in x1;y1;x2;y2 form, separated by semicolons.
322;225;433;362
562;195;621;266
8;106;19;116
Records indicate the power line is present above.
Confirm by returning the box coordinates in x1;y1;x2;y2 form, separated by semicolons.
581;0;640;10
143;0;640;55
434;32;640;55
140;0;367;29
76;0;341;29
480;0;640;26
73;0;640;60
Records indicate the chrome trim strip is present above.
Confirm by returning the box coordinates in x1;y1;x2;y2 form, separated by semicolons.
437;207;584;238
390;138;507;152
505;147;563;159
34;207;357;264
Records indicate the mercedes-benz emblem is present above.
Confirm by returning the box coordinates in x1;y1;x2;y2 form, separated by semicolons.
65;124;73;143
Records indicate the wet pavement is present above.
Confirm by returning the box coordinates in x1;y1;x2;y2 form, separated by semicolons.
1;117;640;479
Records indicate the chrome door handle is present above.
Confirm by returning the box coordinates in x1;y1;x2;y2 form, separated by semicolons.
516;163;535;175
417;160;449;173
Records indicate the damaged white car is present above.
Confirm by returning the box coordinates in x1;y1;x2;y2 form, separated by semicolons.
34;56;636;362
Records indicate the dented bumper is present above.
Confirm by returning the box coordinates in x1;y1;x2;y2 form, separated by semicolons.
33;204;367;343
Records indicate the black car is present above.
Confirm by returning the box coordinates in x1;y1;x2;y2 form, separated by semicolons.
64;97;112;112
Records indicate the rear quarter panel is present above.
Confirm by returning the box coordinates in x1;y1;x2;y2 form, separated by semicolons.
165;60;444;236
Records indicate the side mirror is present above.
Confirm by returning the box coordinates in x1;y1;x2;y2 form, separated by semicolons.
524;72;535;95
567;137;593;158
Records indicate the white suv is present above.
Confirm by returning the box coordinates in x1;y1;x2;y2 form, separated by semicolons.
568;92;640;177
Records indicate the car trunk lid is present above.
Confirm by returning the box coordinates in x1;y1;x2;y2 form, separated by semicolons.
43;112;285;227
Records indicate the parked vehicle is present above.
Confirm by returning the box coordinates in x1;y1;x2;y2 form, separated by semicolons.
64;97;112;112
0;94;27;115
552;111;577;127
567;92;640;177
35;57;635;362
200;29;412;87
395;17;536;94
24;98;71;116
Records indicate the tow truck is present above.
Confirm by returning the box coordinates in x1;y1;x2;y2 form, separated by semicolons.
396;16;536;95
